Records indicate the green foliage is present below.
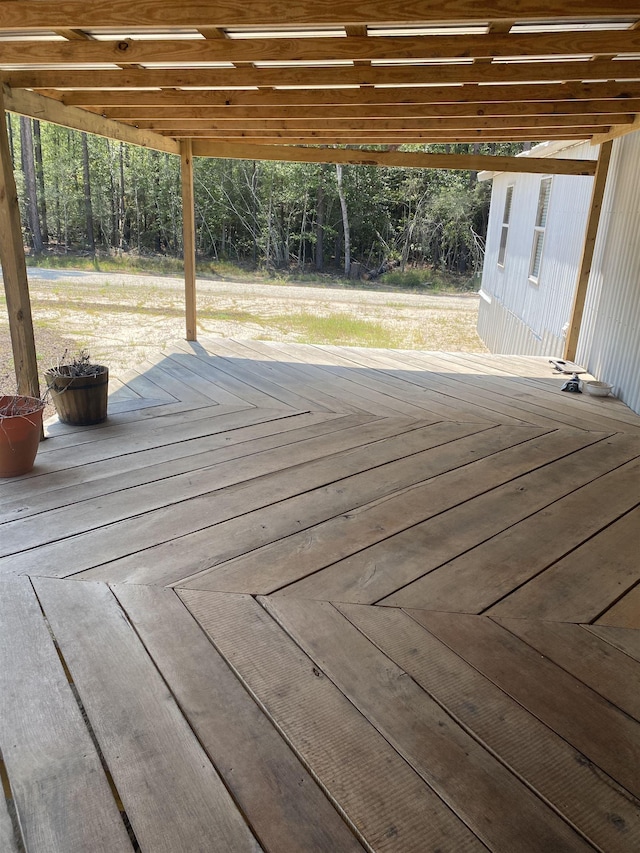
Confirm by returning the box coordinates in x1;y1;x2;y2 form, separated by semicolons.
9;115;528;279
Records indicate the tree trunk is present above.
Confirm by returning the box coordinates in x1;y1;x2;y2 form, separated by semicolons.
335;163;350;277
119;143;127;249
81;132;95;254
33;120;49;245
315;178;324;271
20;116;44;253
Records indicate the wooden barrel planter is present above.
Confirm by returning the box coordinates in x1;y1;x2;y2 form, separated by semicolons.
45;365;109;426
0;395;45;477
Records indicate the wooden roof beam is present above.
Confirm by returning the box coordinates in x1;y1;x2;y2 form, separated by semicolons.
100;101;640;120
49;81;640;108
163;133;597;142
2;86;180;154
1;1;637;29
189;141;598;175
127;115;621;131
3;58;638;89
3;30;640;64
591;113;640;143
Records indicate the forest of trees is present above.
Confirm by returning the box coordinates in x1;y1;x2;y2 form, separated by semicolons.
7;114;527;279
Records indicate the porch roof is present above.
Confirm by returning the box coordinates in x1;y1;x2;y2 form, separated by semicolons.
1;4;640;169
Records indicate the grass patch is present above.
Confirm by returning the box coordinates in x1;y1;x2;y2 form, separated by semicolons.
264;312;409;348
379;268;479;292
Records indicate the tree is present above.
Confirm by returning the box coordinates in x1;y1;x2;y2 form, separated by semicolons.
19;116;43;253
33;120;49;246
335;163;350;277
81;132;95;254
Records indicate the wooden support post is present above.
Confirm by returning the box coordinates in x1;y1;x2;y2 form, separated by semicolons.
564;139;613;362
0;91;40;398
180;138;197;341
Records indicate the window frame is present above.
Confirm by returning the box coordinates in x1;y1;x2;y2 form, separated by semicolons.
497;183;514;268
528;176;552;284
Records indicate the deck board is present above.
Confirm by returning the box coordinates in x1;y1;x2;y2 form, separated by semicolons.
3;338;640;852
112;584;364;853
264;596;592;853
0;578;132;853
412;611;640;799
32;577;261;853
338;602;640;853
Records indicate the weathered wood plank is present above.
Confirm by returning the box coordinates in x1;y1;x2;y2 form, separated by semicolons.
323;345;538;425
264;597;592;853
198;338;334;411
264;427;595;601
0;577;131;853
487;507;640;622
339;602;640;853
596;584;640;629
403;350;640;431
0;412;366;551
585;624;640;662
0;411;339;523
178;589;485;853
178;424;546;593
388;456;640;614
494;617;640;723
387;349;640;433
113;584;364;852
228;339;450;419
169;339;302;408
217;342;383;416
261;340;495;423
277;430;628;604
412;611;640;799
77;421;491;586
2;404;287;491
32;578;261;853
0;416;447;579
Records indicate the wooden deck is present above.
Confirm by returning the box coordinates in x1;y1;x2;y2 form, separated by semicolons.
2;338;640;852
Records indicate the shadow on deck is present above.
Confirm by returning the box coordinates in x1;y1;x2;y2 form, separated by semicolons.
1;338;639;852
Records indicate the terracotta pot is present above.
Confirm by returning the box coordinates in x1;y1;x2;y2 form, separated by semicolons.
0;395;45;477
45;365;109;425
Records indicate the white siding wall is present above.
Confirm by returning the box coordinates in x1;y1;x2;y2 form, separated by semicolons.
479;141;596;354
577;132;640;414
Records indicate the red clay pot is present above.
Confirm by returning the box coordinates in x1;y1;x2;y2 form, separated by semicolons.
0;395;45;477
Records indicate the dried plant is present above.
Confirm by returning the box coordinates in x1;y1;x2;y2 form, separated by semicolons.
0;394;46;419
47;349;105;378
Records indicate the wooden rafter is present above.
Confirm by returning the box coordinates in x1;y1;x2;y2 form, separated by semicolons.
1;1;637;29
2;85;180;154
188;141;597;174
4;59;640;91
2;30;640;65
31;81;640;108
125;115;626;131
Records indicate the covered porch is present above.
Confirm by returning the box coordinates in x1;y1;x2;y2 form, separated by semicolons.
2;339;640;851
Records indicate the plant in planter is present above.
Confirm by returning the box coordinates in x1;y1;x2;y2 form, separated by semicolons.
0;394;46;477
45;349;109;426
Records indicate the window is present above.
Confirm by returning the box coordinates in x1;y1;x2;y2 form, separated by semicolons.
529;177;552;282
497;184;514;267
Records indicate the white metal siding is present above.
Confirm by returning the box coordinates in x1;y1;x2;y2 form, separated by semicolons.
577;132;640;414
480;141;597;352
